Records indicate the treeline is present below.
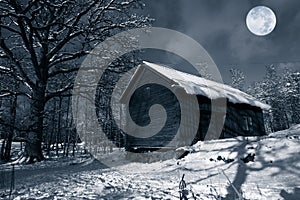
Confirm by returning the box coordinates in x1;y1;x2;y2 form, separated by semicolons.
0;91;77;161
230;65;300;133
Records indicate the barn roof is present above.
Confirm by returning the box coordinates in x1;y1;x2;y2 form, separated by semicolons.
120;61;271;110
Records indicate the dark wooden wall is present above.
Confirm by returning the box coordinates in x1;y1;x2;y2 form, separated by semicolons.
122;69;266;150
124;93;266;150
124;83;181;151
195;95;266;144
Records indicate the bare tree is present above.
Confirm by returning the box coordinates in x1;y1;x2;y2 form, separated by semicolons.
0;0;150;162
229;68;245;91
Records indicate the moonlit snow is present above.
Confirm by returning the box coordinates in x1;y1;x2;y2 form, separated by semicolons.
1;124;299;199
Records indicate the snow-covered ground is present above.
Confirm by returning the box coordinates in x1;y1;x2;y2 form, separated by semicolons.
1;124;300;199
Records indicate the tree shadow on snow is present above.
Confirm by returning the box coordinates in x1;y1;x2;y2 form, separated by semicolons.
280;187;300;200
221;137;248;200
221;133;300;199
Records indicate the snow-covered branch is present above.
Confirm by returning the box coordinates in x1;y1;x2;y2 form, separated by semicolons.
46;83;74;102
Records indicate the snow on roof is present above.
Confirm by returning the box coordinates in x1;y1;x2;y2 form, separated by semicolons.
143;61;271;110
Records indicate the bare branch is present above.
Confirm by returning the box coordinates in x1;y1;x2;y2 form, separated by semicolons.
48;67;79;78
48;50;88;68
46;83;73;102
0;24;21;34
0;28;35;88
46;0;99;60
0;89;31;99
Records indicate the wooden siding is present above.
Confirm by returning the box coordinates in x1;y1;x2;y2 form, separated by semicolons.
122;69;200;151
122;73;266;150
195;95;266;143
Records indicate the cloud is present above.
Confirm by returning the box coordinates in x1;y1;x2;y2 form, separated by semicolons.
142;0;300;82
171;0;300;65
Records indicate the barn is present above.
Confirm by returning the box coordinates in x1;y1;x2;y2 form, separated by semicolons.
119;62;270;151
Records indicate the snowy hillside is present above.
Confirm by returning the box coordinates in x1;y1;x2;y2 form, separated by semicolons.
1;125;299;199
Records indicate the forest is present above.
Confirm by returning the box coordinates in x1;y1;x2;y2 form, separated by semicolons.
230;66;300;133
0;0;151;163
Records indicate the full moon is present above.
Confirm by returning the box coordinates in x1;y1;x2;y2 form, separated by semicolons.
246;6;277;36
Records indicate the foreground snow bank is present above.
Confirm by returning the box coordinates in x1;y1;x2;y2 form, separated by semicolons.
1;125;299;199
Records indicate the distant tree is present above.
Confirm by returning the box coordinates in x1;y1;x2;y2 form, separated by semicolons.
264;65;290;131
197;62;213;80
247;65;292;132
229;68;245;91
246;81;273;133
0;0;150;162
0;66;18;161
281;70;300;125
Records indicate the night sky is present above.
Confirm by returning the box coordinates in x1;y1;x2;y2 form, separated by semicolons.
139;0;300;85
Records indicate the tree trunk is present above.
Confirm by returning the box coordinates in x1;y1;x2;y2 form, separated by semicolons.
4;125;13;162
0;92;17;162
47;100;56;156
63;96;71;157
0;140;6;161
4;93;17;161
56;96;62;157
24;81;46;162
